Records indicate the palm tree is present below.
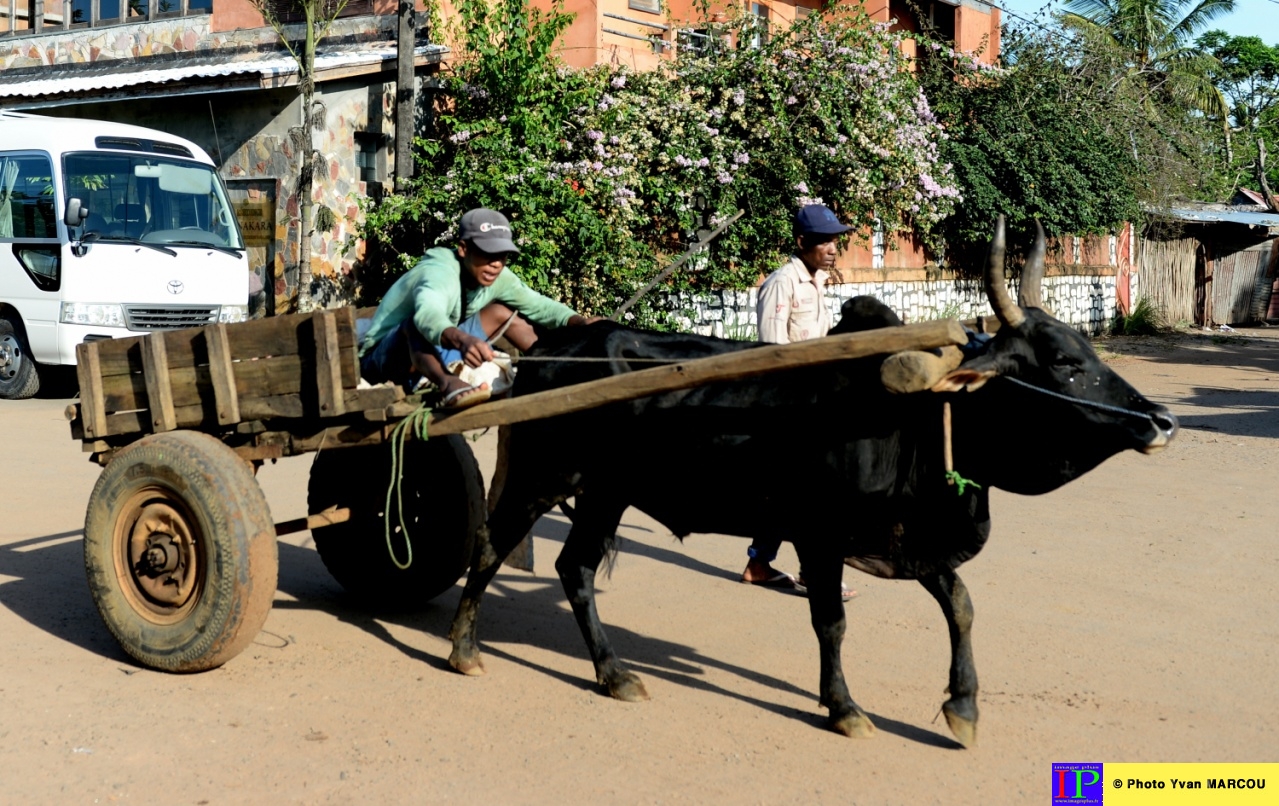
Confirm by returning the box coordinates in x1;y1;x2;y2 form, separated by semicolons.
1061;0;1235;120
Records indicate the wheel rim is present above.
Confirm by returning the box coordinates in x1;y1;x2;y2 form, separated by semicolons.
0;334;21;381
113;487;205;623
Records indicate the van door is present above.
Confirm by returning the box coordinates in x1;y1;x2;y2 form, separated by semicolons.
0;151;62;364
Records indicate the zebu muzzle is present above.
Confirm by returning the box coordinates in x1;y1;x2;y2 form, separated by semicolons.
1141;408;1179;454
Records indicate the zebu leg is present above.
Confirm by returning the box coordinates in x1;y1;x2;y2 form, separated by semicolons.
448;492;550;676
553;495;648;702
794;545;875;738
920;568;978;747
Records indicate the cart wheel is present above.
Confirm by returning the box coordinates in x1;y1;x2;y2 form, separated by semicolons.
84;431;278;672
307;435;484;610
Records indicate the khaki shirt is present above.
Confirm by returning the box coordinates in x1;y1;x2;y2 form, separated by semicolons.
757;256;831;344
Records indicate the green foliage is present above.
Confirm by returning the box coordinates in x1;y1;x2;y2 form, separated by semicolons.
918;23;1142;262
1061;0;1235;121
1199;30;1279;194
361;3;957;324
1112;295;1166;335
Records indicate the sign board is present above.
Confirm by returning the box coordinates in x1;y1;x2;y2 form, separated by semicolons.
234;200;275;248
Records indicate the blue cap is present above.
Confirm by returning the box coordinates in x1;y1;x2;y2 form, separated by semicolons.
795;204;852;237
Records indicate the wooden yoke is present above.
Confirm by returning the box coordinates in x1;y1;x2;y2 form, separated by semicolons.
880;346;966;395
423;318;970;438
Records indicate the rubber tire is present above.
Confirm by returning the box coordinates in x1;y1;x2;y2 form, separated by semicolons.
0;316;40;400
84;431;279;672
308;435;485;611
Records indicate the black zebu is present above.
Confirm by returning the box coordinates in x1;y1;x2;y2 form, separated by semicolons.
445;220;1178;746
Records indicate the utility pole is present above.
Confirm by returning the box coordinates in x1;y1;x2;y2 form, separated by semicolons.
396;0;416;189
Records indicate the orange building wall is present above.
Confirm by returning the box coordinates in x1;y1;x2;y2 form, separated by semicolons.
212;0;265;33
211;0;423;34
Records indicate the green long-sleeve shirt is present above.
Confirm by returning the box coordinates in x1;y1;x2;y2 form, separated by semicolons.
359;247;577;356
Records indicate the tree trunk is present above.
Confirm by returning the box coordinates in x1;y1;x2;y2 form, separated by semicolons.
395;0;415;189
295;11;318;313
1257;137;1279;214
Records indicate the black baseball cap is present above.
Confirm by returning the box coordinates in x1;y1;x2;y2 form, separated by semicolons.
795;204;852;237
459;208;520;254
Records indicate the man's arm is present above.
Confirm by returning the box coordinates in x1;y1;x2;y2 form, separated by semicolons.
439;325;494;367
494;272;580;328
757;273;793;344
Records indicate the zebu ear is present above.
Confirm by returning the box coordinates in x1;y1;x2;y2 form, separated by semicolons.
932;367;997;393
932;353;1000;393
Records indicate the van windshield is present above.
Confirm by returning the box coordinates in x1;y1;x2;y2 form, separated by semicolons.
63;152;243;250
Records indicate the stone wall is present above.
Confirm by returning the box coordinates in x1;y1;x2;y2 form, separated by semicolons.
668;272;1120;339
1;15;389;69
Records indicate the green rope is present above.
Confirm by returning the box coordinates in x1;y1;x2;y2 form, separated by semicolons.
944;470;982;496
383;405;432;570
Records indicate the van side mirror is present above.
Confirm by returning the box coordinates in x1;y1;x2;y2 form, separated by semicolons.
64;197;89;228
65;198;90;256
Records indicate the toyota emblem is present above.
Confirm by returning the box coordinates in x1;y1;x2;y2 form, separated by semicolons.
167;280;185;295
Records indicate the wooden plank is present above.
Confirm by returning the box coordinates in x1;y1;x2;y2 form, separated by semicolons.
313;310;346;416
75;342;108;440
425;319;969;438
94;308;357;379
98;386;405;438
205;324;241;425
100;352;362;415
141;332;177;433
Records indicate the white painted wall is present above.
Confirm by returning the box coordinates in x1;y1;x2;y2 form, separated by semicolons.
668;274;1118;339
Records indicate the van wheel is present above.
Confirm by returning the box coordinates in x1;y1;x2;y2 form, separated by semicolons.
0;316;40;400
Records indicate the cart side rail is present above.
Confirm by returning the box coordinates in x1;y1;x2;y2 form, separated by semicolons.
70;307;402;443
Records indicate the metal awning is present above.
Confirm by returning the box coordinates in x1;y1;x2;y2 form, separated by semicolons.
1160;207;1279;228
0;42;447;108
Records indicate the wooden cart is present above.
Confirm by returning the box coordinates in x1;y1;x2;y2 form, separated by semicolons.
66;307;969;672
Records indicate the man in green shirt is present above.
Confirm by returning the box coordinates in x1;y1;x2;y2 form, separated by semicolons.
360;208;596;406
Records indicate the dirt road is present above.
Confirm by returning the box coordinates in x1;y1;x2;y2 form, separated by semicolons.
1;331;1276;805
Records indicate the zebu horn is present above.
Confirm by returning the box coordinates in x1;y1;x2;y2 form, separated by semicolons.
985;216;1025;328
1018;220;1046;310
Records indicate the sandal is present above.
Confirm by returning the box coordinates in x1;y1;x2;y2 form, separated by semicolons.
741;570;798;590
440;383;491;409
793;579;858;601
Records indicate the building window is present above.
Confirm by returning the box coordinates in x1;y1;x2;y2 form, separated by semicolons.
748;3;770;49
629;0;660;14
354;132;385;185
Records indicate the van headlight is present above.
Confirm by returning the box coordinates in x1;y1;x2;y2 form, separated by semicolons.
218;305;248;324
60;303;126;327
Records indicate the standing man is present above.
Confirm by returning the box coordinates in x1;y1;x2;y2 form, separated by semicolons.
740;204;855;601
360;208;597;407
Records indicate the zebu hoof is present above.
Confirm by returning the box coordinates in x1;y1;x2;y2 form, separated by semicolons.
943;701;977;748
448;647;486;677
605;671;649;702
829;710;876;738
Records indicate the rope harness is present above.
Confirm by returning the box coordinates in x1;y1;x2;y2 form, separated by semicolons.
941;372;1163;496
383;405;432;570
1002;375;1163;423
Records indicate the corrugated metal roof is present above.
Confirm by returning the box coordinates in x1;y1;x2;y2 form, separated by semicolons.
0;42;446;100
1161;207;1279;228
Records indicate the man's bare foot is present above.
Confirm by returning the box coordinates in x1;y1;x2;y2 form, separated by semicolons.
740;559;797;589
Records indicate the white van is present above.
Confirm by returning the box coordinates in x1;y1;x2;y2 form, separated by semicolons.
0;111;248;399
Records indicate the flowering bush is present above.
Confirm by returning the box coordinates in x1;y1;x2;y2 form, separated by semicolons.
361;0;959;324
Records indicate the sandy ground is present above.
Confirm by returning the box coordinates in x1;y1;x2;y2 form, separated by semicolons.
1;329;1277;805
